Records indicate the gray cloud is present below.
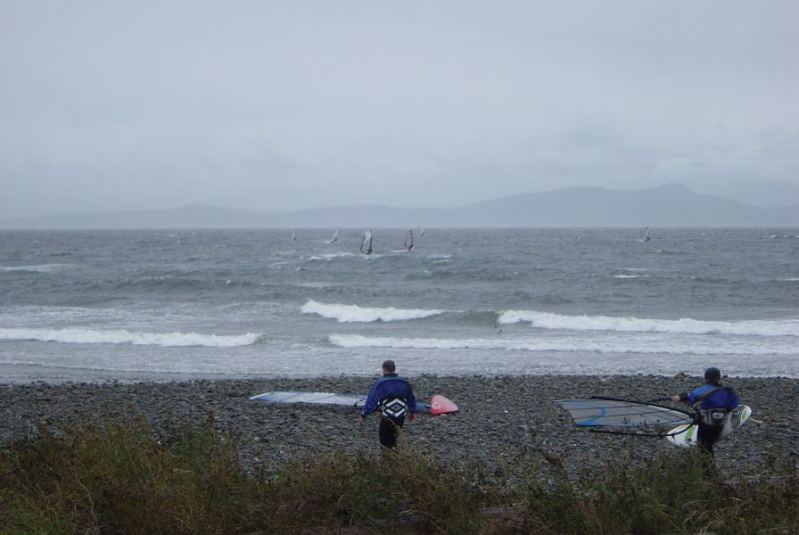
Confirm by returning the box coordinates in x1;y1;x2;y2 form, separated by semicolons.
1;1;798;218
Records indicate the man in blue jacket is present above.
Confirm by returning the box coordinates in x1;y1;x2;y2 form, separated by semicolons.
360;360;417;450
671;367;740;455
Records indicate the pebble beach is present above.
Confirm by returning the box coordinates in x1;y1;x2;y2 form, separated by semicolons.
2;375;796;486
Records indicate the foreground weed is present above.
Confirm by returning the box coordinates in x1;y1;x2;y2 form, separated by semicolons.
1;418;797;534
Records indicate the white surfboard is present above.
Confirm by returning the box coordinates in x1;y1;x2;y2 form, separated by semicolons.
666;405;751;448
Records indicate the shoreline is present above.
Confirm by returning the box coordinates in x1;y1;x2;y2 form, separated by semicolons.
3;367;799;385
2;375;797;484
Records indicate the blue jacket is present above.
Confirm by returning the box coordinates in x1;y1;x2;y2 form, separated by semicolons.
362;374;417;417
682;384;740;410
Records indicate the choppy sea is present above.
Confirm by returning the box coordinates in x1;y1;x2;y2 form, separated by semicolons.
1;228;798;382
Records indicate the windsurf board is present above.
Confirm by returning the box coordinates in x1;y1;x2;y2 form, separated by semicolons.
666;405;751;448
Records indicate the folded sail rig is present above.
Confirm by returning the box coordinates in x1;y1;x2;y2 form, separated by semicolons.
251;391;459;415
555;396;694;437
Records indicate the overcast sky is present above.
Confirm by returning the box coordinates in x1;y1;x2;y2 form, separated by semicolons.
1;1;797;218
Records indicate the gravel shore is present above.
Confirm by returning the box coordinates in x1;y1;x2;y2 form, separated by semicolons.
1;375;797;485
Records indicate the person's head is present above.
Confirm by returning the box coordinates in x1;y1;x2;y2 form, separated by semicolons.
382;359;396;375
704;367;722;385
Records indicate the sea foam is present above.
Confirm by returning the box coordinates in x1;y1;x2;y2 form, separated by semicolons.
0;328;261;347
328;334;797;356
497;310;799;337
301;300;443;323
0;264;71;273
307;252;357;261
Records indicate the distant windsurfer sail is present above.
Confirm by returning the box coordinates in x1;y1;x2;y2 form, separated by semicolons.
290;229;296;241
328;229;339;244
556;397;694;437
404;230;415;251
644;227;651;242
360;229;373;255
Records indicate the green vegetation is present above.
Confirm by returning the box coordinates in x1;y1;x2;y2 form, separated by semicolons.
521;450;799;534
1;418;796;534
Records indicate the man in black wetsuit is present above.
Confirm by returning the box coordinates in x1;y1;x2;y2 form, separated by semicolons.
360;360;417;450
670;367;741;456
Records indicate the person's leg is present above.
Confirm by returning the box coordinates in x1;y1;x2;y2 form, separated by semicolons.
696;423;718;477
697;422;711;455
379;418;397;449
697;423;723;456
378;417;405;450
698;424;724;455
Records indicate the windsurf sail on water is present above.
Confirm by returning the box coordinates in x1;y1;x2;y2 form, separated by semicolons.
644;227;651;242
250;391;458;415
555;396;694;437
404;230;414;251
328;229;339;244
290;229;296;241
360;230;373;255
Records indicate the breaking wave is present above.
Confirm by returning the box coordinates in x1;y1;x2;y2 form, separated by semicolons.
497;310;799;337
0;264;71;273
328;334;797;356
301;300;444;323
307;252;357;261
0;328;261;347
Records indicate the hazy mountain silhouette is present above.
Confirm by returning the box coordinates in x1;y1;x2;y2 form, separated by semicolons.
2;184;797;229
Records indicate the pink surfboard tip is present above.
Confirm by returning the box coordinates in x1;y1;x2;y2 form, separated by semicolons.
429;394;459;415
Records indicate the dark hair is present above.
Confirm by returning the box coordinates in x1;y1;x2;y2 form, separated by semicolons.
704;367;721;384
382;360;396;373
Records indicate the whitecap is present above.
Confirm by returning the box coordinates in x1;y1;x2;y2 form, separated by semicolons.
497;310;799;337
292;281;337;288
0;264;71;273
0;328;261;347
301;300;443;323
328;334;798;356
307;252;357;261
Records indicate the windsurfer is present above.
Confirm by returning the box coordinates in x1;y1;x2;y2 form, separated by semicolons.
360;360;417;450
670;367;740;456
405;230;415;252
360;230;373;255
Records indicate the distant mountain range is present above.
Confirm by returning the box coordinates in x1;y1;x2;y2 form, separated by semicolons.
2;184;798;229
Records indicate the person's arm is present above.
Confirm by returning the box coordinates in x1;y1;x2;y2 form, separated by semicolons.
406;387;417;414
405;383;417;422
361;382;380;419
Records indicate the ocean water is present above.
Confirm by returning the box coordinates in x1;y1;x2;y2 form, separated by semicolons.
1;228;798;382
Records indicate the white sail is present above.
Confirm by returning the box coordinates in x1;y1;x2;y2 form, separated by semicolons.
329;229;339;243
290;229;296;241
360;230;373;255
